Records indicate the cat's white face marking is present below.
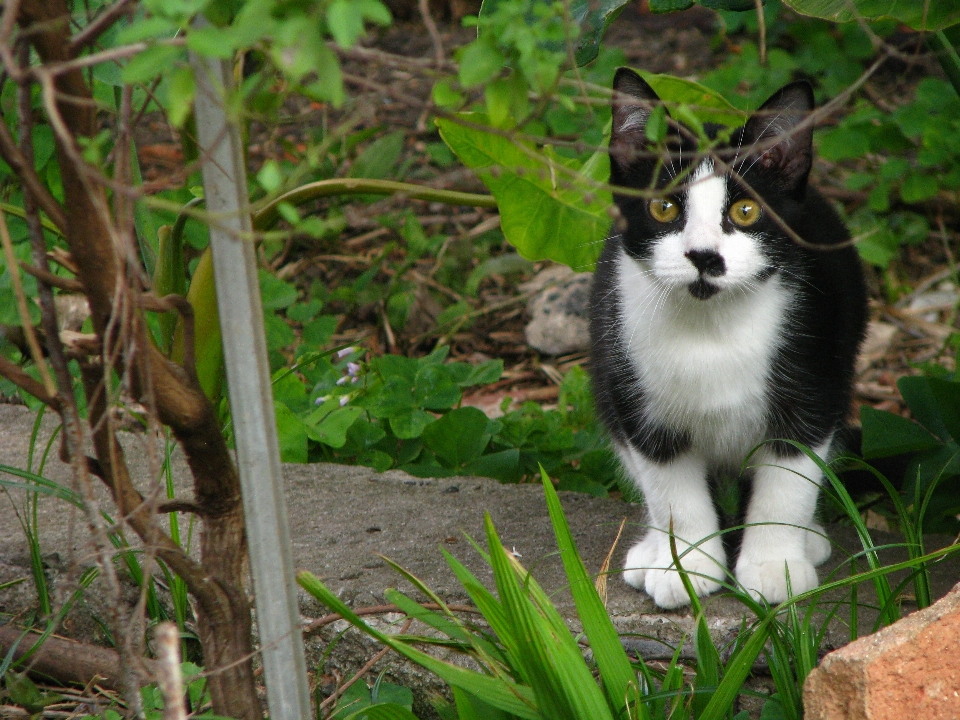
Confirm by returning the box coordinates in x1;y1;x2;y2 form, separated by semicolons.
616;244;791;464
648;160;769;296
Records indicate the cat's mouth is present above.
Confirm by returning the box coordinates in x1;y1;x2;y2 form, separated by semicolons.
688;278;721;300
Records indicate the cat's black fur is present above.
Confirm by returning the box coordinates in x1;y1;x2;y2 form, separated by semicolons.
590;69;868;465
588;68;870;607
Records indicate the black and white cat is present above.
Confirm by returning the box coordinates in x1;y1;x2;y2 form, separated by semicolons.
590;68;868;609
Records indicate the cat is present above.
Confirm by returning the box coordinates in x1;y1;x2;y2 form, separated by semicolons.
589;68;868;609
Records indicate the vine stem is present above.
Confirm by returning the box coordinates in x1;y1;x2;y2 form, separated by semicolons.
252;178;496;231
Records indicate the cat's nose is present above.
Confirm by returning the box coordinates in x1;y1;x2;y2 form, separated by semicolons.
685;249;726;277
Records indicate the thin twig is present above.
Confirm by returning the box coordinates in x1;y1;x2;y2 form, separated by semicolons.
418;0;445;68
304;603;480;634
69;0;134;51
318;618;414;714
155;622;187;720
19;262;84;292
0;354;61;409
754;0;767;66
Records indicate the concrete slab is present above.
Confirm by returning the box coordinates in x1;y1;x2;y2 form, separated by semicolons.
1;402;958;716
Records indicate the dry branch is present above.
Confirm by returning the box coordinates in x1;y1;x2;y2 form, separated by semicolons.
0;625;159;690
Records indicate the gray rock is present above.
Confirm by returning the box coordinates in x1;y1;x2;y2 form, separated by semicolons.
523;266;593;355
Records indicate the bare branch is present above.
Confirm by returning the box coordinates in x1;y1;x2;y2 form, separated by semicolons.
418;0;445;68
0;354;61;410
19;261;84;292
69;0;135;52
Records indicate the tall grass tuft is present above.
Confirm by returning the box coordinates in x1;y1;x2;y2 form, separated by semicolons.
299;463;960;720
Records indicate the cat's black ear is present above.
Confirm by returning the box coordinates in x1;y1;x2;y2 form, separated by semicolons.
610;68;662;171
741;81;814;192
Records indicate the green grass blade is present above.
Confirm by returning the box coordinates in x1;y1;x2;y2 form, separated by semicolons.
383;588;472;644
540;468;637;713
453;686;520;720
442;549;517;667
485;513;615;720
784;441;896;625
0;466;83;506
342;703;420;720
698;611;776;720
298;571;541;719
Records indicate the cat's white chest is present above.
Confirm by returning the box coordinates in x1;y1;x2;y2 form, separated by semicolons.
617;251;791;460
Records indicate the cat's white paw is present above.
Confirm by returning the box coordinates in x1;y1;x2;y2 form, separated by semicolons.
644;552;726;610
735;556;818;603
804;523;831;567
624;533;726;609
622;533;661;589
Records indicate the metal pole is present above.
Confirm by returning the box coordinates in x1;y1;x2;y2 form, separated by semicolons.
189;45;312;720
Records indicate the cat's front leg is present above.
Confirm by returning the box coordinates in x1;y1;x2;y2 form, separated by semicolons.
735;441;832;603
619;445;727;609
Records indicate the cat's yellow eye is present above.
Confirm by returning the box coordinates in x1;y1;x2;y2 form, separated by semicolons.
729;199;761;227
648;197;679;223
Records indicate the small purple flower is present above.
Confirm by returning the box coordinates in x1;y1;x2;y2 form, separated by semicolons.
339;395;349;407
336;376;349;386
315;395;329;405
347;362;361;377
337;346;358;359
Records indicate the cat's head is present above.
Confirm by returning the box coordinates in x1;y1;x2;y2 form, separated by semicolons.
608;67;815;301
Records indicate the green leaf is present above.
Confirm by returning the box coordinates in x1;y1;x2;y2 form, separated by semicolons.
540;468;637;712
306;406;363;448
389;409;436;440
421;408;490;467
463;448;521;482
485;513;616;720
758;694;788;720
899;376;955;442
900;172;939;203
413;364;461;409
343;702;419;720
186;24;237;58
371;681;413;709
649;0;694;11
645;103;668;142
302;315;337;347
458;42;505;88
349;131;406;180
433;79;464;108
452;687;516;720
861;406;943;458
437;116;611;271
457;359;504;387
166;65;196;128
275;401;308;463
331;682;372;719
569;0;633;66
817;125;870;161
259;270;298;310
328;0;366;47
927;377;960;444
638;71;747;128
783;0;960;30
122;44;183;84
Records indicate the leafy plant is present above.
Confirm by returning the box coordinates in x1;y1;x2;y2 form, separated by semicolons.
299;467;960;720
270;346;618;495
860;368;960;535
